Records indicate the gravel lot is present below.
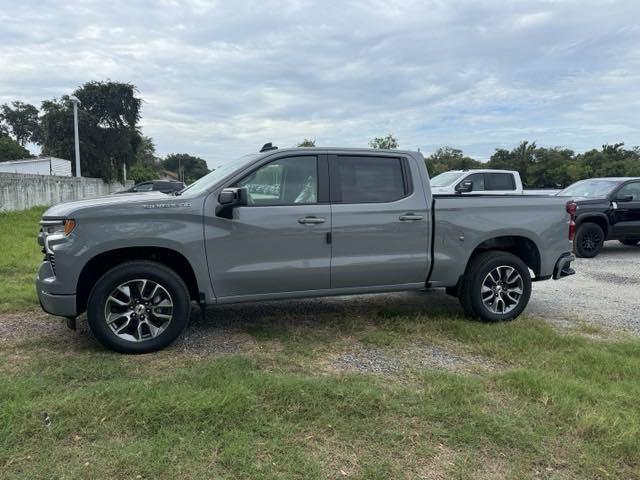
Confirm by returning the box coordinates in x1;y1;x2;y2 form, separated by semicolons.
529;241;640;335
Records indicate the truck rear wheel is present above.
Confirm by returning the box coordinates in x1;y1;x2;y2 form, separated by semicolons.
459;251;532;322
574;223;604;258
87;261;191;353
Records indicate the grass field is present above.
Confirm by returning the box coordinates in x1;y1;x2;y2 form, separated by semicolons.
1;208;640;479
0;207;45;312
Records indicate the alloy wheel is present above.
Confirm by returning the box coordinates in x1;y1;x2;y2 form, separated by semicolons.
104;279;174;342
480;266;524;314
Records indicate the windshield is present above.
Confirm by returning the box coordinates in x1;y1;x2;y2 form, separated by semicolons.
430;171;465;187
178;153;261;196
557;179;619;198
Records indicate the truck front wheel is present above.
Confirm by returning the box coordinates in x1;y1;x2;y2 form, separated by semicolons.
459;251;532;322
87;261;191;353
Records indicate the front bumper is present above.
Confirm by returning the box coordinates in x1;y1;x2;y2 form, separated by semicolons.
553;253;576;280
36;261;77;317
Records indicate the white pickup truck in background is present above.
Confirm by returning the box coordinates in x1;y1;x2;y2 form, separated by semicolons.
430;169;523;195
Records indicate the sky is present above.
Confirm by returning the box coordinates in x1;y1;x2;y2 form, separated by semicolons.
1;0;639;168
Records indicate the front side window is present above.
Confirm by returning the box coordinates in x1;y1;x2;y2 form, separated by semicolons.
235;156;317;205
616;182;640;201
486;173;515;190
333;156;407;203
460;173;485;191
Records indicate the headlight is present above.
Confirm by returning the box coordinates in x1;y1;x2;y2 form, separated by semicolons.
40;219;76;236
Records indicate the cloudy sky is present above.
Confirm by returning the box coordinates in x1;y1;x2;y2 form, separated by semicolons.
1;0;639;167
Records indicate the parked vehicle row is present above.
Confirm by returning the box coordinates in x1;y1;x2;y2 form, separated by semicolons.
36;146;575;353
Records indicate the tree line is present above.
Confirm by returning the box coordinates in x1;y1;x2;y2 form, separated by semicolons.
0;81;209;184
369;135;640;189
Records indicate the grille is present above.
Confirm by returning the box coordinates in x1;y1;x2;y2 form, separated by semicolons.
48;253;56;275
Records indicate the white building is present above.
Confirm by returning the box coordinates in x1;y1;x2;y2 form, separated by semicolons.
0;157;72;176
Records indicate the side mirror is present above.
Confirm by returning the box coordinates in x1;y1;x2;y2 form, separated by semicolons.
615;194;634;203
455;180;473;194
216;187;248;218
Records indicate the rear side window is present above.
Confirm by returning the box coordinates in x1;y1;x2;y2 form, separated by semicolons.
332;156;408;203
486;173;516;191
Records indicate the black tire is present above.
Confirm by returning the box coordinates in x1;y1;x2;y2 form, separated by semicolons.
87;261;191;353
619;239;640;247
574;223;605;258
458;251;532;322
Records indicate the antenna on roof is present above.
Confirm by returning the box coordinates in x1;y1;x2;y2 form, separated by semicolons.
260;142;278;152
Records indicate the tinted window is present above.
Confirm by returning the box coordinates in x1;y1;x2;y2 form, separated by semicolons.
333;156;406;203
486;173;515;191
460;173;485;191
135;183;153;192
616;182;640;201
236;156;317;205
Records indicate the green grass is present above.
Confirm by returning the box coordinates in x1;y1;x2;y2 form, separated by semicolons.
2;315;640;479
0;207;46;312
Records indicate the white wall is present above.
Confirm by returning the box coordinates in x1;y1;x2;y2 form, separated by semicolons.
0;157;72;177
0;173;133;211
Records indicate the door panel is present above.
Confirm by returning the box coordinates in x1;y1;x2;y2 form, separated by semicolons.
612;181;640;237
207;205;331;297
204;154;331;298
329;154;430;288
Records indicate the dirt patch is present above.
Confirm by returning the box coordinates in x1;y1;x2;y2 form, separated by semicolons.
330;342;499;376
0;311;62;342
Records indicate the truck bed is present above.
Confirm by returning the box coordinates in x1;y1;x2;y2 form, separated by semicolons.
428;194;572;286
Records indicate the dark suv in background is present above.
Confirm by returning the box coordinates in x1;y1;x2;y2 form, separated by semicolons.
558;177;640;257
119;180;186;195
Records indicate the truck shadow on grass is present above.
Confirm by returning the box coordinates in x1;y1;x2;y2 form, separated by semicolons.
3;290;462;354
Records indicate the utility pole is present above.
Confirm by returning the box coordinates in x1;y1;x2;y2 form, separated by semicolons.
69;96;81;177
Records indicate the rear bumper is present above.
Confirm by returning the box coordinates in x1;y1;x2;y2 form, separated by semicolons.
553;253;575;280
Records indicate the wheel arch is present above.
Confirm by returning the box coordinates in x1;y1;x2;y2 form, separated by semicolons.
576;214;609;238
76;247;200;314
466;235;541;278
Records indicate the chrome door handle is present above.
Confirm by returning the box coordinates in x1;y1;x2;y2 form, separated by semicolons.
298;216;326;224
399;214;424;221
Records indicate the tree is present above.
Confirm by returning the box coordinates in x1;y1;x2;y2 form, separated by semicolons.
369;134;398;149
297;139;316;147
0;132;32;161
128;163;159;183
162;154;210;184
40;81;142;181
135;136;160;166
0;101;41;145
425;146;482;175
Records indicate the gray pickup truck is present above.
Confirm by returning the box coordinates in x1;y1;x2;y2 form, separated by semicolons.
37;146;576;353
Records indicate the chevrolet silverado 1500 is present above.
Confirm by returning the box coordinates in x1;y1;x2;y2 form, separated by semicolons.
37;146;576;353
